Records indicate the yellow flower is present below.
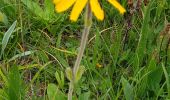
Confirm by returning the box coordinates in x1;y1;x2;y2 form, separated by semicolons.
53;0;126;21
96;63;103;68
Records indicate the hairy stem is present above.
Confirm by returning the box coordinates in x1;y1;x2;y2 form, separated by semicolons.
68;4;92;100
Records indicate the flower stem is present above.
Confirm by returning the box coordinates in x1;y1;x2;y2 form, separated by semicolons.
68;4;92;100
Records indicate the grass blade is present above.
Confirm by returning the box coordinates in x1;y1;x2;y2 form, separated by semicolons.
8;50;36;62
162;63;170;98
44;0;54;21
0;20;17;59
136;0;155;66
7;65;25;100
0;68;8;86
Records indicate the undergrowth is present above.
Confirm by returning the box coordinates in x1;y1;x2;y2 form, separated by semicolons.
0;0;170;100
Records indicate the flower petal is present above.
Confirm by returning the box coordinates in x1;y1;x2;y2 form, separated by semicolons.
90;0;104;20
70;0;88;21
108;0;126;14
53;0;61;4
55;0;76;12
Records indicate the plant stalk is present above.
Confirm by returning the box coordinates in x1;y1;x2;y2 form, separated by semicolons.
68;4;92;100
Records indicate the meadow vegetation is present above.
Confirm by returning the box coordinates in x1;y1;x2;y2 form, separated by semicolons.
0;0;170;100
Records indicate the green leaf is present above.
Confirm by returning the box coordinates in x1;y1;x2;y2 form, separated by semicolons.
8;50;36;62
162;63;170;98
0;12;8;25
154;0;167;21
121;76;134;100
7;66;25;100
0;1;16;20
47;83;66;100
21;0;43;19
136;0;155;65
0;89;8;100
0;20;17;59
147;59;163;93
56;55;70;68
44;0;54;21
60;71;65;88
55;71;61;85
55;71;64;88
0;68;8;87
0;12;3;22
78;92;91;100
65;67;72;82
75;66;85;83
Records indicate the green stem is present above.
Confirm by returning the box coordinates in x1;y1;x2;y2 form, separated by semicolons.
68;82;74;100
68;4;92;100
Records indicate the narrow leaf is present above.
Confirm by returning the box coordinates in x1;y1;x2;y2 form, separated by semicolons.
65;67;72;82
121;76;134;100
75;66;85;83
8;50;36;62
47;83;66;100
0;20;17;59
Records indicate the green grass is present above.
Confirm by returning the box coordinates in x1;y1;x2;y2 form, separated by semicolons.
0;0;170;100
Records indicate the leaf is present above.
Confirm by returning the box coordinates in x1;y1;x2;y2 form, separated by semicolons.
147;59;163;93
136;0;155;65
121;76;134;100
154;0;167;21
56;55;70;68
0;12;3;22
162;63;170;98
21;0;43;19
0;20;17;59
0;68;8;87
0;89;8;100
75;66;85;83
7;66;25;100
47;83;66;100
0;1;16;20
8;50;36;62
78;92;91;100
55;71;64;88
0;12;8;25
65;67;72;82
44;0;54;21
60;71;65;88
55;71;61;85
